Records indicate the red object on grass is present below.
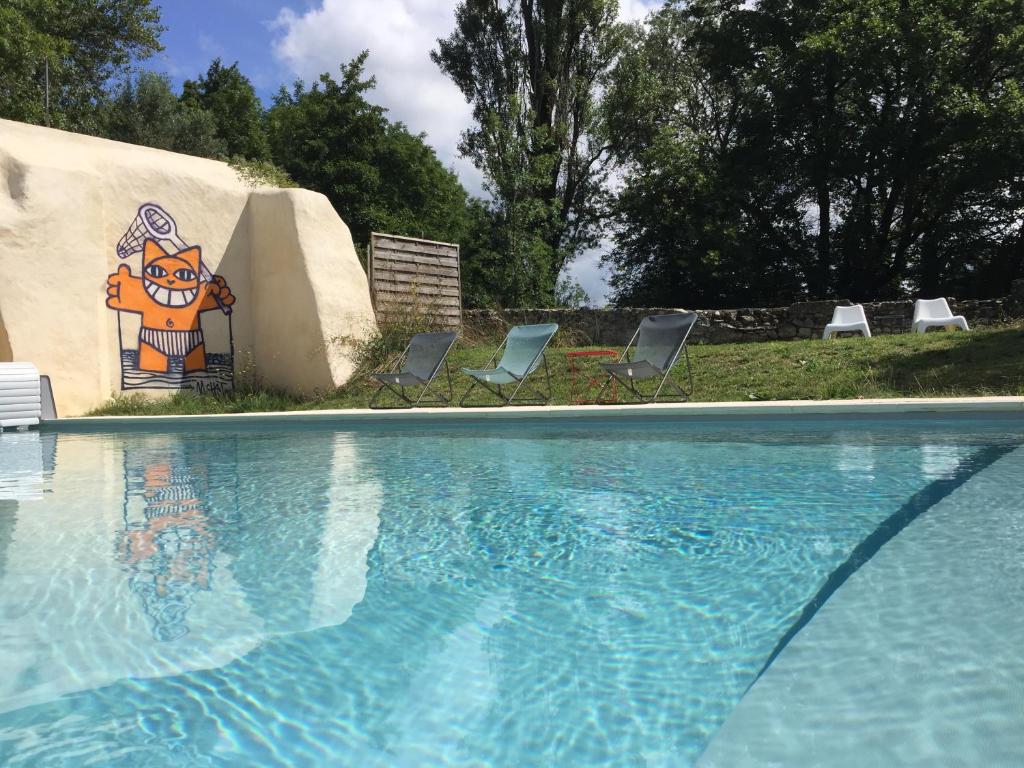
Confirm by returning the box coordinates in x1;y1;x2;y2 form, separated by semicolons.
566;349;619;404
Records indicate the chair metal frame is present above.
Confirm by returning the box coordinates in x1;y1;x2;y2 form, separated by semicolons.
459;334;555;407
595;316;696;404
369;335;458;409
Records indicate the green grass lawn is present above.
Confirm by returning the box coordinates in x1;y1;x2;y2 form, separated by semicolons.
88;322;1024;416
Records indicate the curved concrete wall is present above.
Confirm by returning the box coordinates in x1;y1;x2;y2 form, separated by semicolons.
0;119;376;415
0;307;11;362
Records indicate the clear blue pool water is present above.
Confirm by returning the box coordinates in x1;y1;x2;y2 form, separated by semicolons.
0;417;1020;766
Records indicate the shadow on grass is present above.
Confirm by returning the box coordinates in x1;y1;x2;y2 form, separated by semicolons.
870;327;1024;395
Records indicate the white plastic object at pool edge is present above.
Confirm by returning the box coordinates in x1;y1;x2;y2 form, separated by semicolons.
912;298;969;334
822;304;872;340
0;362;42;429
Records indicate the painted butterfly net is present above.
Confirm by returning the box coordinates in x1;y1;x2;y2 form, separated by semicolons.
116;206;175;260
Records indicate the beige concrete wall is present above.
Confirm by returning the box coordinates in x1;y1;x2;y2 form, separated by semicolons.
248;189;375;394
0;307;11;362
0;119;376;415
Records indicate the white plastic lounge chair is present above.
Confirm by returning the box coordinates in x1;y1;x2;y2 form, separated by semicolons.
912;298;969;334
370;331;459;408
596;313;698;403
460;323;558;406
822;305;871;339
0;362;43;430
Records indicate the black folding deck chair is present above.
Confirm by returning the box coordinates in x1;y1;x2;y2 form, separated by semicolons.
369;331;459;408
596;312;697;403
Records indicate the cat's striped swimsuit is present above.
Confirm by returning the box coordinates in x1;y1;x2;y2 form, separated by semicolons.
139;328;204;356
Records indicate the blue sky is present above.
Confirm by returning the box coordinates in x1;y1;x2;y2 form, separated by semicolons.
147;0;659;305
150;0;291;100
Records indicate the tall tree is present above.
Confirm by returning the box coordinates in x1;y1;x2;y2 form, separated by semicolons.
266;53;470;251
604;0;1024;306
602;4;812;307
0;0;162;131
433;0;621;304
181;59;270;160
99;72;226;159
759;0;1024;298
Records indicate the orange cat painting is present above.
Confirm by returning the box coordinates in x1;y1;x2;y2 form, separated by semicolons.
106;239;235;373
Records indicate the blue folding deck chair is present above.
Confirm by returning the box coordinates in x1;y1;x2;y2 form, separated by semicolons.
596;312;697;403
369;331;459;408
459;323;559;406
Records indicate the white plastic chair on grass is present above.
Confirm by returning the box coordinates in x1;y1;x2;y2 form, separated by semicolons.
822;304;871;339
912;298;969;334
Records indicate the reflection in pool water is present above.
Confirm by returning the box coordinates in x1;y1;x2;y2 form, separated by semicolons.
0;430;381;727
0;419;1020;766
119;453;217;641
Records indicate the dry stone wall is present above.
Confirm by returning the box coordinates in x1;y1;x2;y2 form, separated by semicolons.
465;281;1024;346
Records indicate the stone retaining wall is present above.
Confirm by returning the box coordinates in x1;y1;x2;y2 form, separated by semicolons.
464;280;1024;346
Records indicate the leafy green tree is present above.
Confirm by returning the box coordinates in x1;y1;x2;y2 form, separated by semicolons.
603;6;811;307
460;197;557;307
266;53;470;251
604;0;1024;306
433;0;622;302
99;72;226;159
757;0;1024;298
554;275;590;308
181;59;270;160
371;122;471;244
0;0;162;131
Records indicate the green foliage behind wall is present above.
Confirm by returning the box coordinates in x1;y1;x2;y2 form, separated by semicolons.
5;0;1022;310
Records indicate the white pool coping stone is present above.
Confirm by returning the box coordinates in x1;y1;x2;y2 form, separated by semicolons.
698;446;1024;767
42;396;1024;429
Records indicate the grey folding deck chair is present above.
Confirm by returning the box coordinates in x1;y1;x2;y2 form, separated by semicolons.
370;331;459;408
596;312;698;403
459;323;559;406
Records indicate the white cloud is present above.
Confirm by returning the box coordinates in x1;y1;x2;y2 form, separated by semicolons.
271;0;482;194
617;0;659;23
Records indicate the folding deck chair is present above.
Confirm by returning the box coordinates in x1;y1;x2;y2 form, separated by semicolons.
459;323;558;406
369;331;459;408
596;312;698;404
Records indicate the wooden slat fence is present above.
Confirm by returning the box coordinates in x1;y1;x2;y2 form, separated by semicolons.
368;233;462;327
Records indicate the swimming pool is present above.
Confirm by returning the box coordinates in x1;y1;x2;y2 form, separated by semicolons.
0;415;1020;766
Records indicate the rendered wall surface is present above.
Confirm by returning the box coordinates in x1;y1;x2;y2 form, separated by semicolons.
0;119;376;415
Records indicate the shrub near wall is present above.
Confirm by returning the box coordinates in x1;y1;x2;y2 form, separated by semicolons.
464;281;1024;346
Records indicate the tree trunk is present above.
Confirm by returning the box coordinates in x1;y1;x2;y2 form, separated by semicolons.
815;182;831;298
812;54;837;299
919;233;940;296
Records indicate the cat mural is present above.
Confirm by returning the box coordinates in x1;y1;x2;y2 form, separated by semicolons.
107;204;235;392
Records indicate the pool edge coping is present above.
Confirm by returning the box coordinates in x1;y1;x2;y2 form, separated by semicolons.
46;396;1024;429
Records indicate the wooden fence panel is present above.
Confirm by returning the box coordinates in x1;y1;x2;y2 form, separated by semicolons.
368;233;461;328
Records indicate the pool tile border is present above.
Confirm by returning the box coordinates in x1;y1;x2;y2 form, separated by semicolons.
42;396;1024;430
